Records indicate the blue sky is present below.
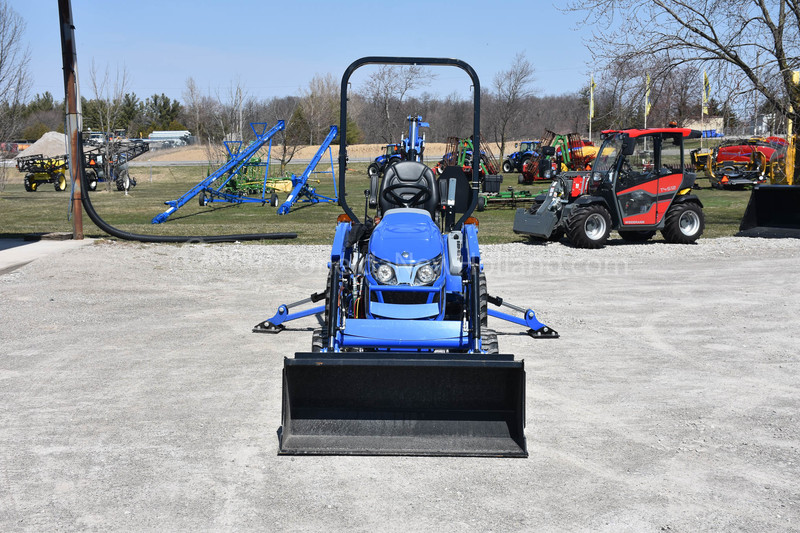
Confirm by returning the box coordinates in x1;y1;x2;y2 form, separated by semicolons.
16;0;593;103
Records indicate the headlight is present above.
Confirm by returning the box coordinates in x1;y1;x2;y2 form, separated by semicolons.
370;255;397;285
413;256;442;286
376;263;395;284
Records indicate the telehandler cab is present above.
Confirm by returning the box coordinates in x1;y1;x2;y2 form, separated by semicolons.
514;128;705;248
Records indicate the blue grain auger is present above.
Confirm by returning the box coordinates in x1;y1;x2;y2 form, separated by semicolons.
254;57;558;458
276;125;338;215
152;121;284;224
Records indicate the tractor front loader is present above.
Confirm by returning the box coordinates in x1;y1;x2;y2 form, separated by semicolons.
738;71;800;238
254;57;557;457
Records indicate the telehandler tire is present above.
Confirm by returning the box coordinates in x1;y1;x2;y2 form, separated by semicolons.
662;201;704;244
566;204;611;249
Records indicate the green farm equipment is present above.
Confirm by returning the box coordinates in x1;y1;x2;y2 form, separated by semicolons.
519;131;598;184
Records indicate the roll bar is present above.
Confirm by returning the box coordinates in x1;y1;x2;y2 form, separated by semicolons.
338;57;481;228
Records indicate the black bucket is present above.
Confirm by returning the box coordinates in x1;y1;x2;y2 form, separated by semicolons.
738;184;800;238
278;353;527;457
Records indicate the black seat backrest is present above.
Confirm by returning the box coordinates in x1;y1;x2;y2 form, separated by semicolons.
437;166;473;213
437;165;474;230
379;161;439;216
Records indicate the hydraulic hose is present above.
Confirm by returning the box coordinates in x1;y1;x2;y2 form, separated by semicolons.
79;172;297;243
60;0;297;244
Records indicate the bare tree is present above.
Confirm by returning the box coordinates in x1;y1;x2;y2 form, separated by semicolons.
567;0;800;170
0;0;31;188
359;65;433;142
490;52;535;160
88;61;130;190
266;95;304;175
299;73;338;145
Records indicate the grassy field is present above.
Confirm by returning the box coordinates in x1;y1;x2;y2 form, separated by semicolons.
0;161;749;244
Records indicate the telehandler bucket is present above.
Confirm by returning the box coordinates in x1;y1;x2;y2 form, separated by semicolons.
738;184;800;238
278;353;528;457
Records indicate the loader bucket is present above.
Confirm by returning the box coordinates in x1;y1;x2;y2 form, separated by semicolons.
278;353;528;457
738;184;800;238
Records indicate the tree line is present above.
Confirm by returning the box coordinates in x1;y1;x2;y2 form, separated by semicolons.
2;0;798;167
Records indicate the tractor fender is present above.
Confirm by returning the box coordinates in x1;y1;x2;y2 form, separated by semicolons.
331;221;352;261
572;195;611;209
672;193;703;208
563;195;614;225
680;171;698;190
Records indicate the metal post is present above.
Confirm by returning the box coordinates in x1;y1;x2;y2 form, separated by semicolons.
59;0;83;239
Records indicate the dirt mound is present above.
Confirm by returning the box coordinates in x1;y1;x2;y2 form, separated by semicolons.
15;132;69;159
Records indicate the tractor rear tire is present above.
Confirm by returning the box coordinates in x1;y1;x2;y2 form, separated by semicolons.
618;230;656;242
566;204;611;249
481;328;499;354
662;201;704;244
502;160;513;173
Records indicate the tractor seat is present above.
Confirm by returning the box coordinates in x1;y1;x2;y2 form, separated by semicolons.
379;161;439;217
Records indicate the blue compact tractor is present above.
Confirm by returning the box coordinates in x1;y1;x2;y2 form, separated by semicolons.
502;140;540;173
255;57;557;457
367;143;403;179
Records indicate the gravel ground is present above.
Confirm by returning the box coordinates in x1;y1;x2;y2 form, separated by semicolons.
1;237;799;531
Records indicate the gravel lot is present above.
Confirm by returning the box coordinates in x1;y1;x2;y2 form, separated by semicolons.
1;237;799;531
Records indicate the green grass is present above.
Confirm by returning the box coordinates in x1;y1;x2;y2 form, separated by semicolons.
0;163;750;244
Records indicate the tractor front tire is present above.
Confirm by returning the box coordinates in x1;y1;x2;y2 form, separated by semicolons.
367;163;380;179
311;328;324;352
479;273;488;327
566;204;611;249
502;160;513;173
618;230;656;242
662;201;704;244
481;328;499;354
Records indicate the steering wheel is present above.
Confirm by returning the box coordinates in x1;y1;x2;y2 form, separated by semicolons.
381;182;432;208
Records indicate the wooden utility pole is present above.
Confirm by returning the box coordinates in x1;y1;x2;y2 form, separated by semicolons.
59;0;83;239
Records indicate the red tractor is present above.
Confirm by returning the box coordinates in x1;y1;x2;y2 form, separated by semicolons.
513;128;705;248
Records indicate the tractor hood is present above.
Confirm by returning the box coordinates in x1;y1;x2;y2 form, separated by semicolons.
370;209;443;264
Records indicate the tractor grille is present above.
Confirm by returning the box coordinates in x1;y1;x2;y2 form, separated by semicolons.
372;290;439;305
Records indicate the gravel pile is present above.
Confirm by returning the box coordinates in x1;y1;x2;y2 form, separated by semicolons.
14;131;69;159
